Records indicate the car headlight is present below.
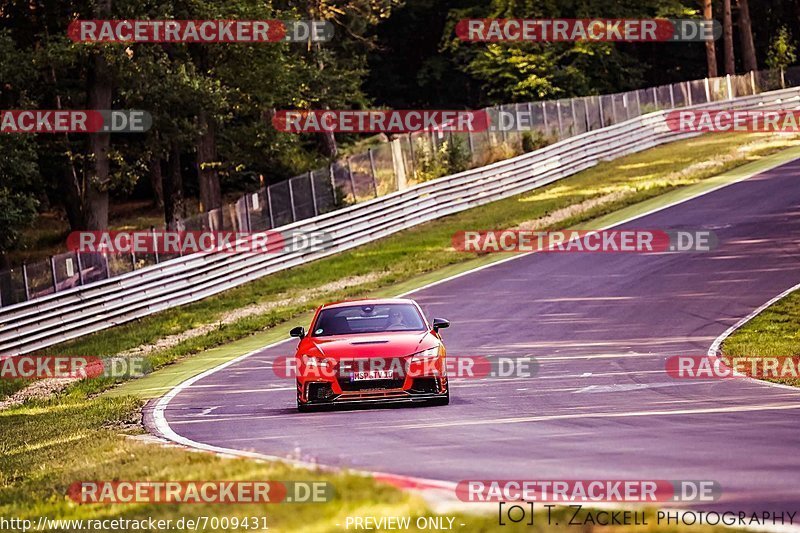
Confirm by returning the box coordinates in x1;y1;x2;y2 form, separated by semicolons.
411;346;441;363
301;354;330;368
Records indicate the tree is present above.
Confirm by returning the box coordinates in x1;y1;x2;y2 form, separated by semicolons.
737;0;758;72
722;0;736;74
704;0;719;77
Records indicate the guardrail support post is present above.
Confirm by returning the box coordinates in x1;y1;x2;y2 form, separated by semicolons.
288;178;297;222
22;262;30;301
368;148;379;197
309;171;318;216
50;256;58;293
347;157;357;202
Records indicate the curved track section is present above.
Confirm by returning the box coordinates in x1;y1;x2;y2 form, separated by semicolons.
154;158;800;513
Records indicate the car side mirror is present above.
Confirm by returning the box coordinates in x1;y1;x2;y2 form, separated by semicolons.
432;318;450;332
290;326;305;339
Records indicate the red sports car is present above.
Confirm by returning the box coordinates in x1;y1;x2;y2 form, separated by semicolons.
290;298;450;411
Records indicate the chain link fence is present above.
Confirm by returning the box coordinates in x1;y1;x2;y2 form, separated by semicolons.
2;67;799;308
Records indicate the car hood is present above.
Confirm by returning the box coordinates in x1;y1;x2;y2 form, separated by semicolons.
305;331;437;359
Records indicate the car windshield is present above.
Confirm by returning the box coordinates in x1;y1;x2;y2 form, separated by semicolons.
311;303;427;336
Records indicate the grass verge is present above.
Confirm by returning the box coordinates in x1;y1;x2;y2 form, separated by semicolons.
721;288;800;388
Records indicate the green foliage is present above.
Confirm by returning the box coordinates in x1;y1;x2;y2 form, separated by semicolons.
766;26;798;71
521;130;553;152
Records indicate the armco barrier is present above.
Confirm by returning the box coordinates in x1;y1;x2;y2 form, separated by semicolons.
1;87;799;356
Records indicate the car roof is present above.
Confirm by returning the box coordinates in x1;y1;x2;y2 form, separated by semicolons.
320;298;418;310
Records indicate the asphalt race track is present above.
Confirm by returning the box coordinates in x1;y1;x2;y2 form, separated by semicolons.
154;158;800;514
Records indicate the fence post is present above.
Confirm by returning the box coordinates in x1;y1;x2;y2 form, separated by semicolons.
541;102;549;134
22;262;30;301
308;171;318;216
329;164;337;207
669;84;675;108
634;90;641;116
750;70;757;94
288;178;297;222
266;185;275;228
499;105;507;142
467;130;474;159
570;99;577;134
704;77;711;102
686;81;693;106
76;252;84;285
367;148;379;197
407;135;416;179
347;157;357;202
726;74;733;99
244;195;252;231
610;96;617;124
151;226;160;263
781;68;786;89
583;98;590;131
48;256;58;293
598;96;605;128
131;249;137;270
652;87;658;109
0;280;3;307
556;101;564;138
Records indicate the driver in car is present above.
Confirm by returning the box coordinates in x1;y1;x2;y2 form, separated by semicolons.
385;309;407;330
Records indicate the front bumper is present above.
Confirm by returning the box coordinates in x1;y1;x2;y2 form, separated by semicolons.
298;376;448;407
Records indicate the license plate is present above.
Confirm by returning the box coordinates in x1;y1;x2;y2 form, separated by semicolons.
350;370;394;381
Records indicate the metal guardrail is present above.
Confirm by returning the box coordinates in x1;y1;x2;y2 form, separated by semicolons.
1;87;799;356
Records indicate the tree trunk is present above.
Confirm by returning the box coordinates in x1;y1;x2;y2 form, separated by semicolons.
149;153;164;209
196;110;222;228
317;130;338;158
722;0;735;74
84;0;112;231
737;0;758;72
704;0;718;77
164;144;184;230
